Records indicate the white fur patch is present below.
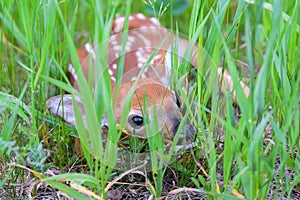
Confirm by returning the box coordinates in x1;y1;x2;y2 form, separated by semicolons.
131;76;137;81
127;36;135;42
111;76;116;82
84;43;96;59
112;63;117;70
113;45;122;52
114;17;125;33
153;54;162;60
110;39;118;45
136;13;146;20
137;62;144;68
125;42;132;52
150;17;160;26
108;69;113;76
68;64;78;82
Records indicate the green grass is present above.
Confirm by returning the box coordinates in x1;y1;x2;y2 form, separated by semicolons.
0;0;299;199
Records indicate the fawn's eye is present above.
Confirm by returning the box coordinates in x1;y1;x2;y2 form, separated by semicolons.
129;115;144;128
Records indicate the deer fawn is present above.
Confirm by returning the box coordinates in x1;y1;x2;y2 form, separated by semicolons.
47;13;249;151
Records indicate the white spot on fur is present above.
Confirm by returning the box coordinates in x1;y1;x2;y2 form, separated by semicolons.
68;64;77;81
110;39;118;45
112;63;117;70
161;76;169;87
136;53;147;64
110;35;117;40
108;69;113;76
150;17;160;26
114;17;125;33
136;13;146;20
125;39;133;51
113;45;122;52
125;45;131;52
111;76;116;82
136;50;142;57
153;54;162;60
137;62;144;68
131;76;137;81
84;43;96;59
127;36;135;42
84;42;92;52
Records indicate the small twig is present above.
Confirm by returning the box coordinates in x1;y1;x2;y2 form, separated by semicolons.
168;187;205;195
191;151;209;178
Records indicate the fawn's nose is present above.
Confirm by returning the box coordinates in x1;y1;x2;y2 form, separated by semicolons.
171;119;196;148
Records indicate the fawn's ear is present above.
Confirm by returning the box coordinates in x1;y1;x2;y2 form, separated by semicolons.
46;94;86;127
47;94;108;128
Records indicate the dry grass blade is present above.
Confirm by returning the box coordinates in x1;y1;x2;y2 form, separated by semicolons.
70;182;103;200
168;187;205;195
